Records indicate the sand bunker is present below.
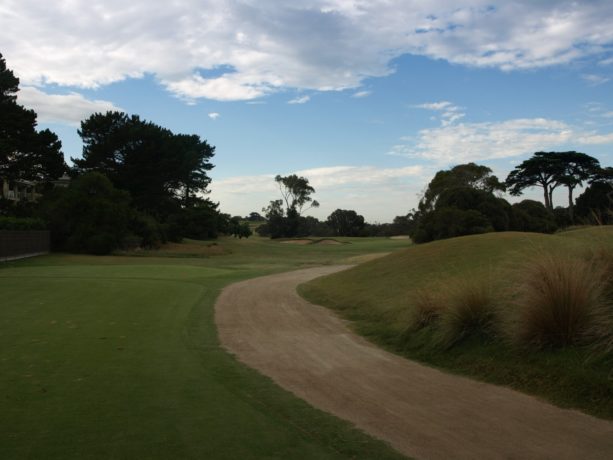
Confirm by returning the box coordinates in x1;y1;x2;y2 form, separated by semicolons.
389;235;411;240
280;239;313;245
314;239;343;245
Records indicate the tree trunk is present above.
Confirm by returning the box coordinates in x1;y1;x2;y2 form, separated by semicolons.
568;186;574;223
548;186;555;210
543;186;551;210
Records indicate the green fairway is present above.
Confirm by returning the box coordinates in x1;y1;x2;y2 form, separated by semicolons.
0;236;410;459
300;227;613;419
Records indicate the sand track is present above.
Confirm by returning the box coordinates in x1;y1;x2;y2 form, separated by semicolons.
215;266;613;459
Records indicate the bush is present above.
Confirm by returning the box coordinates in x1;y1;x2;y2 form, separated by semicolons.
437;187;512;231
507;253;607;348
37;172;131;254
0;216;47;230
411;207;492;243
510;200;557;233
438;280;496;347
575;182;613;225
129;211;164;248
406;289;443;332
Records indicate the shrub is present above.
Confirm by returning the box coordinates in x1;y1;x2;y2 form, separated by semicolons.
575;182;613;225
411;207;493;243
438;280;496;348
406;289;443;332
507;253;607;348
37;172;131;254
0;216;47;230
510;200;557;233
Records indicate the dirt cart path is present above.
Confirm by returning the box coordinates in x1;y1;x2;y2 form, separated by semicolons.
215;266;613;460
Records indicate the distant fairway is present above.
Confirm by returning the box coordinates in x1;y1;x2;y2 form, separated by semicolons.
0;237;410;459
300;227;613;419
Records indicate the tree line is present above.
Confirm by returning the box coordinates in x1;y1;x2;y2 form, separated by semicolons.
409;157;611;243
0;53;249;254
257;155;611;242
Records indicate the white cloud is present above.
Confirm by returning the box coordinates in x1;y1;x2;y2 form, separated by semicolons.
391;117;613;164
390;118;570;163
288;95;310;104
208;112;220;120
2;1;613;101
352;90;371;98
415;100;465;126
600;56;613;66
17;86;121;126
294;165;424;188
209;164;427;221
394;101;613;164
582;74;610;86
576;133;613;144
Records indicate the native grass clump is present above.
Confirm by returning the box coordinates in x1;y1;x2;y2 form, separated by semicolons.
405;279;497;348
506;252;609;349
406;250;613;355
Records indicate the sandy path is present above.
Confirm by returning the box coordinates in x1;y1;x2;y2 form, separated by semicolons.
215;266;613;460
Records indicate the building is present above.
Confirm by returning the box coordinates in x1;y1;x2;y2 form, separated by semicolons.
1;174;70;203
1;178;39;202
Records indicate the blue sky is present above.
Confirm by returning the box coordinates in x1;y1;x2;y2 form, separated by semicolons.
3;1;613;221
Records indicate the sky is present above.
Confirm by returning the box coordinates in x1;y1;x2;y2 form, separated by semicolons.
2;0;613;222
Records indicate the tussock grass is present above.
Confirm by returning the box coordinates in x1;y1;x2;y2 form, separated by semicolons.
406;288;443;332
583;249;613;355
507;252;608;349
438;279;496;348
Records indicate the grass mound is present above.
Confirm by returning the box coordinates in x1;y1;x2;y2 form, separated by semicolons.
300;227;613;419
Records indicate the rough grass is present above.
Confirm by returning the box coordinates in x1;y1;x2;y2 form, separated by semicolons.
507;252;608;348
300;228;613;419
406;289;443;332
0;236;410;460
438;279;496;348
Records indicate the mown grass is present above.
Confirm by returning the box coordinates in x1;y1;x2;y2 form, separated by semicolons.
0;236;410;460
300;227;613;419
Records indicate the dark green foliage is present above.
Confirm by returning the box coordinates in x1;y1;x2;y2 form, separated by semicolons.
412;207;492;243
506;151;602;220
128;211;164;248
390;213;417;235
552;152;601;221
510;200;557;233
437;187;512;231
228;218;252;239
165;200;222;242
38;172;131;254
0;216;46;230
553;206;573;228
419;162;504;212
0;53;66;184
73;111;214;218
575;182;613;224
261;176;320;238
297;215;333;237
0;198;38;218
326;209;365;236
246;211;265;221
506;152;564;209
411;164;509;243
275;174;319;214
